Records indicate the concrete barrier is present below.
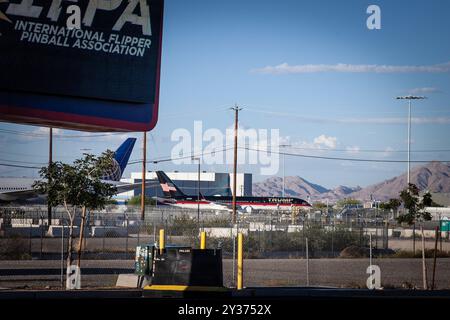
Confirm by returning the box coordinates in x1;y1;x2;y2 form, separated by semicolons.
4;226;46;237
204;227;249;238
47;226;80;237
116;274;140;288
91;226;128;237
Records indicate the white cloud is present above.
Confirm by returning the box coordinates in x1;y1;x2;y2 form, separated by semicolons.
252;61;450;74
276;134;339;152
345;146;360;154
382;147;394;158
408;87;441;94
313;134;337;149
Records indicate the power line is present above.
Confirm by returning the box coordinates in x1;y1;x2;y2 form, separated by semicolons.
277;145;450;153
241;146;450;163
0;163;41;169
0;128;128;139
128;146;235;165
0;158;46;165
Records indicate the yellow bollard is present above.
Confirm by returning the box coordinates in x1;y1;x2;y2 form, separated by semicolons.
237;233;244;290
200;231;206;249
159;229;165;254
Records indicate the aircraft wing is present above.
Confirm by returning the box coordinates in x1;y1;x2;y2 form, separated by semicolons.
0;189;39;201
205;200;246;213
109;181;160;194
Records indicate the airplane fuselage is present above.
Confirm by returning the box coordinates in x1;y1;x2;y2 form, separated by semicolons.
158;195;310;211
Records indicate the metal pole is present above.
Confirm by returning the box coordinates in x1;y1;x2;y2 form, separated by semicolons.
197;159;200;230
421;226;428;290
431;226;439;290
141;132;147;221
125;214;129;257
306;237;309;286
413;223;416;255
237;233;244;290
48;127;53;226
407;99;411;185
61;218;64;289
200;231;206;249
231;105;241;225
282;152;285;197
29;222;32;257
40;214;43;259
369;233;372;267
159;229;165;254
232;227;236;286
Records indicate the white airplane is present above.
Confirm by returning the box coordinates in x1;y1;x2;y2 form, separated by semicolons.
0;138;150;202
155;171;311;213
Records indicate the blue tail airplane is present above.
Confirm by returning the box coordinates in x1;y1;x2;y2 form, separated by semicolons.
0;138;141;202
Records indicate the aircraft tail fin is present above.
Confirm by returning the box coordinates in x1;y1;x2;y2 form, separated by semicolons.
155;171;186;198
102;138;136;181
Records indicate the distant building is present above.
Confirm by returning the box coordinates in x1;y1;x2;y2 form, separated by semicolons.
116;171;252;201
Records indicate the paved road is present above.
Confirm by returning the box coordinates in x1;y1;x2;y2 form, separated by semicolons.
1;258;450;289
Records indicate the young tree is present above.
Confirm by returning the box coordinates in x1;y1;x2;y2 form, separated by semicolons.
336;198;361;208
126;195;156;206
397;183;432;225
33;151;117;273
379;198;402;216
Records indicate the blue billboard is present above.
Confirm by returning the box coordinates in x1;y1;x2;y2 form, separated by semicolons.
0;0;164;131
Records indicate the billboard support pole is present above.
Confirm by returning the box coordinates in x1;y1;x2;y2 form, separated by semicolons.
48;127;53;226
231;105;242;225
141;132;147;221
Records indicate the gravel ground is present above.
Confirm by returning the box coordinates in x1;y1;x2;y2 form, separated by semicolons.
1;258;450;290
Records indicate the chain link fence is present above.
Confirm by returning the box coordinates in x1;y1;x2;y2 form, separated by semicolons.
1;205;449;289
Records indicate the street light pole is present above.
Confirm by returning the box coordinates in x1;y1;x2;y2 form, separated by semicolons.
396;95;426;186
407;99;411;184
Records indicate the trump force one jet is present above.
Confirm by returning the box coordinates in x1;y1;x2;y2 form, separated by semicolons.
155;171;311;212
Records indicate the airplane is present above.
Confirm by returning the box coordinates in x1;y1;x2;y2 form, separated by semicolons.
0;137;146;202
155;171;311;212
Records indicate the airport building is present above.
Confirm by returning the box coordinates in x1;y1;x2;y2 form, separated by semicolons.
117;171;252;201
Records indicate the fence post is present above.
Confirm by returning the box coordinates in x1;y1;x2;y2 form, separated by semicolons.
40;214;43;259
29;222;32;258
125;214;129;257
200;231;206;249
159;229;165;254
137;219;140;246
431;226;439;290
232;226;236;286
237;232;244;290
61;218;65;289
102;225;105;254
306;237;310;286
421;226;428;290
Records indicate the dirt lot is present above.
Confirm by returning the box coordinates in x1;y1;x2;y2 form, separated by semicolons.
1;258;450;290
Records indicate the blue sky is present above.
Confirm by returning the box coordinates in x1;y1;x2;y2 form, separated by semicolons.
1;0;450;189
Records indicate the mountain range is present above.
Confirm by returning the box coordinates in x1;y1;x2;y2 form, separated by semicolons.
252;161;450;203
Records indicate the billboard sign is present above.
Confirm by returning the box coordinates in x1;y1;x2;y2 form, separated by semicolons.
0;0;164;131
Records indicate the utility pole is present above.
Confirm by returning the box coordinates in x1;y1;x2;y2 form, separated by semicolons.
231;105;242;225
141;132;147;221
396;95;426;185
48;127;53;226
